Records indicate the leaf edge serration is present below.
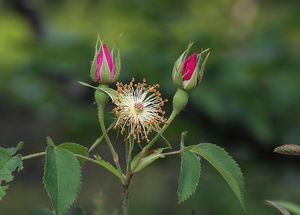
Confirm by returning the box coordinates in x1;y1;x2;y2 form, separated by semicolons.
43;145;82;215
177;149;201;203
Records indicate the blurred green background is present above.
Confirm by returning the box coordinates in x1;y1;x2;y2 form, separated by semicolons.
0;0;300;214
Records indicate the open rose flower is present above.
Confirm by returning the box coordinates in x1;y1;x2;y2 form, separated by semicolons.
172;44;210;90
112;79;168;143
90;37;121;84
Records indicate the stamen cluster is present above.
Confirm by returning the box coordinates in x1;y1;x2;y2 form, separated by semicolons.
112;79;168;143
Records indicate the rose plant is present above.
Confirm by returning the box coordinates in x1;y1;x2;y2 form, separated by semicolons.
0;36;245;215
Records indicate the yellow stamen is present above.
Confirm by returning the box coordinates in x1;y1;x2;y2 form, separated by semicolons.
112;79;167;143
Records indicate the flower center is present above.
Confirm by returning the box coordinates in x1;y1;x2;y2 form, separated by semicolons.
134;102;144;113
112;79;168;143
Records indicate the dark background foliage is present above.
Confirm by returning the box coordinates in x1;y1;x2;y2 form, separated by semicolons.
0;0;300;214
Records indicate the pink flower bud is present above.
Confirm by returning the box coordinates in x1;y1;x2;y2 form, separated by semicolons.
90;37;121;84
172;44;210;91
182;53;197;82
96;44;115;82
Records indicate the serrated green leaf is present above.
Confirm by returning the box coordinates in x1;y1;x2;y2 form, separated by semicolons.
267;201;300;215
47;137;56;147
177;149;201;203
0;143;23;200
44;145;81;215
0;186;8;200
5;142;23;156
30;208;54;215
131;148;165;173
189;143;245;211
266;200;291;215
59;143;88;165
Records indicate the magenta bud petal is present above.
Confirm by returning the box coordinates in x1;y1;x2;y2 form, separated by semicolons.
102;44;115;80
90;37;121;84
96;49;104;81
182;53;197;81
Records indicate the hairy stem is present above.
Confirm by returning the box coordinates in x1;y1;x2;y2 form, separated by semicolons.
122;186;129;215
97;104;123;176
161;149;182;157
132;110;178;171
146;110;177;149
122;174;133;215
88;121;115;152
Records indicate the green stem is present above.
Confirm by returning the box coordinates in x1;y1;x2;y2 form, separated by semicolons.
132;110;178;172
125;140;129;172
97;104;123;176
147;110;177;149
126;139;134;173
22;152;45;160
88;121;115;152
122;174;133;215
161;149;182;157
122;185;130;215
21;152;125;182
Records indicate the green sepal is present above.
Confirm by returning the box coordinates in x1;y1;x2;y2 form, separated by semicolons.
112;46;121;83
99;53;111;84
131;148;165;173
90;35;102;82
172;43;193;87
197;49;210;85
78;82;117;101
96;86;118;100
